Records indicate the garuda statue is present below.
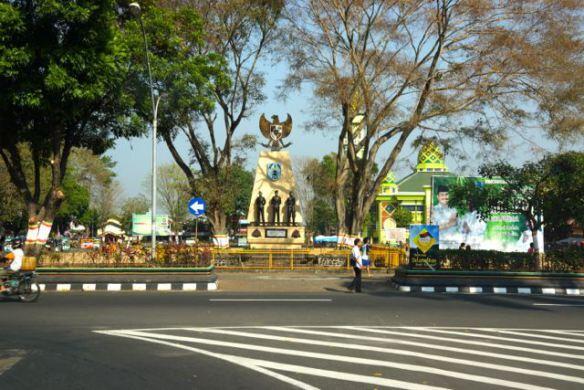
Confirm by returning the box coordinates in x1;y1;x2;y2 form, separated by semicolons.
259;114;293;151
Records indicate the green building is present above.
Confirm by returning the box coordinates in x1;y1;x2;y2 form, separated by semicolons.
373;142;453;244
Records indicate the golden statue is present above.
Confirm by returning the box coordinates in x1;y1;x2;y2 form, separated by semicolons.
259;114;293;150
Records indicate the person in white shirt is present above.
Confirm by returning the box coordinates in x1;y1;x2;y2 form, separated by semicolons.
348;238;363;293
1;239;24;277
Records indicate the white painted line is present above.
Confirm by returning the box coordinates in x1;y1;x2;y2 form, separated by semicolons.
533;304;584;307
96;331;319;390
518;287;531;294
39;284;46;291
103;329;551;390
541;288;556;295
132;283;146;291
189;327;584;384
107;283;121;291
481;329;584;345
208;282;218;291
421;287;434;293
469;287;483;294
566;289;581;295
399;286;411;292
209;299;332;302
56;283;71;292
445;287;458;293
157;283;172;291
182;283;197;291
82;283;96;291
493;287;507;294
402;327;584;351
301;327;584;361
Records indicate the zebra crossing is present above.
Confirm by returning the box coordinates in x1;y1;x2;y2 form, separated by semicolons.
96;326;584;389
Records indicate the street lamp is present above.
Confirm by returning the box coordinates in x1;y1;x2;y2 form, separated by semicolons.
129;2;159;261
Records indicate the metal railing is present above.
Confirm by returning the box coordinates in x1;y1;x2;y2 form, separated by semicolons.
211;247;406;271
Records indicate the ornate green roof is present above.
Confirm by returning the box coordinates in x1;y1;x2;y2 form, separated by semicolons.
416;141;447;172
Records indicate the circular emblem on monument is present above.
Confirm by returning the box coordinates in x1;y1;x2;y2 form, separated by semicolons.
267;162;282;181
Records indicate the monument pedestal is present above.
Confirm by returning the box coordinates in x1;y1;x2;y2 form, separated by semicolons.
246;151;305;249
247;225;306;250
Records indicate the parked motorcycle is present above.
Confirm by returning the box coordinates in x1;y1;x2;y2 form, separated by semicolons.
1;272;41;303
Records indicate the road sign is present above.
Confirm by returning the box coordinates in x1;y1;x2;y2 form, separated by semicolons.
188;197;206;217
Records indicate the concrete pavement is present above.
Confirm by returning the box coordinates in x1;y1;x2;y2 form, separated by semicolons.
1;290;584;389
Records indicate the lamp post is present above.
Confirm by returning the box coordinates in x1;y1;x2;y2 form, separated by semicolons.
129;2;158;261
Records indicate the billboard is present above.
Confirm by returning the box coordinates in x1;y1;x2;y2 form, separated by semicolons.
409;224;440;269
132;213;172;236
431;176;543;251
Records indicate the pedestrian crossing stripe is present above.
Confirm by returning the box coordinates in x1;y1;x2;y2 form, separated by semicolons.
95;326;584;390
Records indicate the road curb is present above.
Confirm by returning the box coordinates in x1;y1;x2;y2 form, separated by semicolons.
392;283;583;296
39;281;219;292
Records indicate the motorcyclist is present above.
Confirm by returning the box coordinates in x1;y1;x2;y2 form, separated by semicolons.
1;238;24;276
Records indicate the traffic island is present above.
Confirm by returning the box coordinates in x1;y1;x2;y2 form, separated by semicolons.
36;266;218;292
392;268;584;295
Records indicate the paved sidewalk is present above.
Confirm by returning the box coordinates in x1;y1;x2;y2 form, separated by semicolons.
216;270;393;292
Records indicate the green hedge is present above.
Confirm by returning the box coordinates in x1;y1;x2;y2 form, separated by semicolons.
437;247;584;272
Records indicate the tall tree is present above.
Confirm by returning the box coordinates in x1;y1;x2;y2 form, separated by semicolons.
282;0;584;236
148;163;191;236
155;0;284;235
0;0;142;254
119;195;150;234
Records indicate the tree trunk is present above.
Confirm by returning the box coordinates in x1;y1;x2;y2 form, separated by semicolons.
531;229;542;271
209;208;228;235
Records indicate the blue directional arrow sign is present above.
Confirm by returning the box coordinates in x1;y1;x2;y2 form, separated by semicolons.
188;197;206;217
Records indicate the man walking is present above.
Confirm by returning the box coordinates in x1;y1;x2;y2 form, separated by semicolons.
348;238;363;293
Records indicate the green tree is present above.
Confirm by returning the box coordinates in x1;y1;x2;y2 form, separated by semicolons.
0;1;142;254
543;152;584;241
283;0;584;236
143;0;283;235
119;196;150;234
392;206;413;229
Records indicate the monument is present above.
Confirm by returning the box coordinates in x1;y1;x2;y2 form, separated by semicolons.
246;114;305;249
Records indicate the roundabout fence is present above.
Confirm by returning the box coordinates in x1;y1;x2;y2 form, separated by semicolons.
211;247;406;271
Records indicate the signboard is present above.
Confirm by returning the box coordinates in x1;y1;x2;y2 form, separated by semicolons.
132;213;172;236
188;197;206;217
409;225;440;269
431;176;543;251
384;228;407;245
265;229;287;238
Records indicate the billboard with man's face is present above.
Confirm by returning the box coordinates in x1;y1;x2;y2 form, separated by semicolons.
431;176;543;252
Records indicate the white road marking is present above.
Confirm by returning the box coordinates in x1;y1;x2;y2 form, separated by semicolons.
108;329;557;390
157;283;172;291
209;299;332;302
187;327;584;384
97;330;444;390
182;283;197;291
107;283;121;291
82;283;96;291
481;329;584;344
277;327;584;361
56;284;71;292
401;327;584;351
96;331;319;390
532;303;584;307
132;283;146;291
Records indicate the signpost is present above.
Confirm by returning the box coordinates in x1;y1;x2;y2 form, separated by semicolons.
188;197;206;243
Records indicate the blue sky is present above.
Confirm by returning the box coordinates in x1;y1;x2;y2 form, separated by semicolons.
108;61;576;200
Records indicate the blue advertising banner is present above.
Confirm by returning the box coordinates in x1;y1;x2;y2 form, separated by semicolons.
409;224;440;269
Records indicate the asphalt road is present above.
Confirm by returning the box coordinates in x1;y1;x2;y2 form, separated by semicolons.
1;291;584;390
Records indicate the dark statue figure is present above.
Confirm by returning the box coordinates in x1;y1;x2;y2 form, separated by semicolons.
285;192;296;226
270;190;282;224
255;191;266;225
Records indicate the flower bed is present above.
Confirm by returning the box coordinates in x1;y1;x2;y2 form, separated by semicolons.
437;247;584;272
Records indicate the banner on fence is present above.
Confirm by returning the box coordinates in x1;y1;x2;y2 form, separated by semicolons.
431;176;543;252
409;224;440;269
